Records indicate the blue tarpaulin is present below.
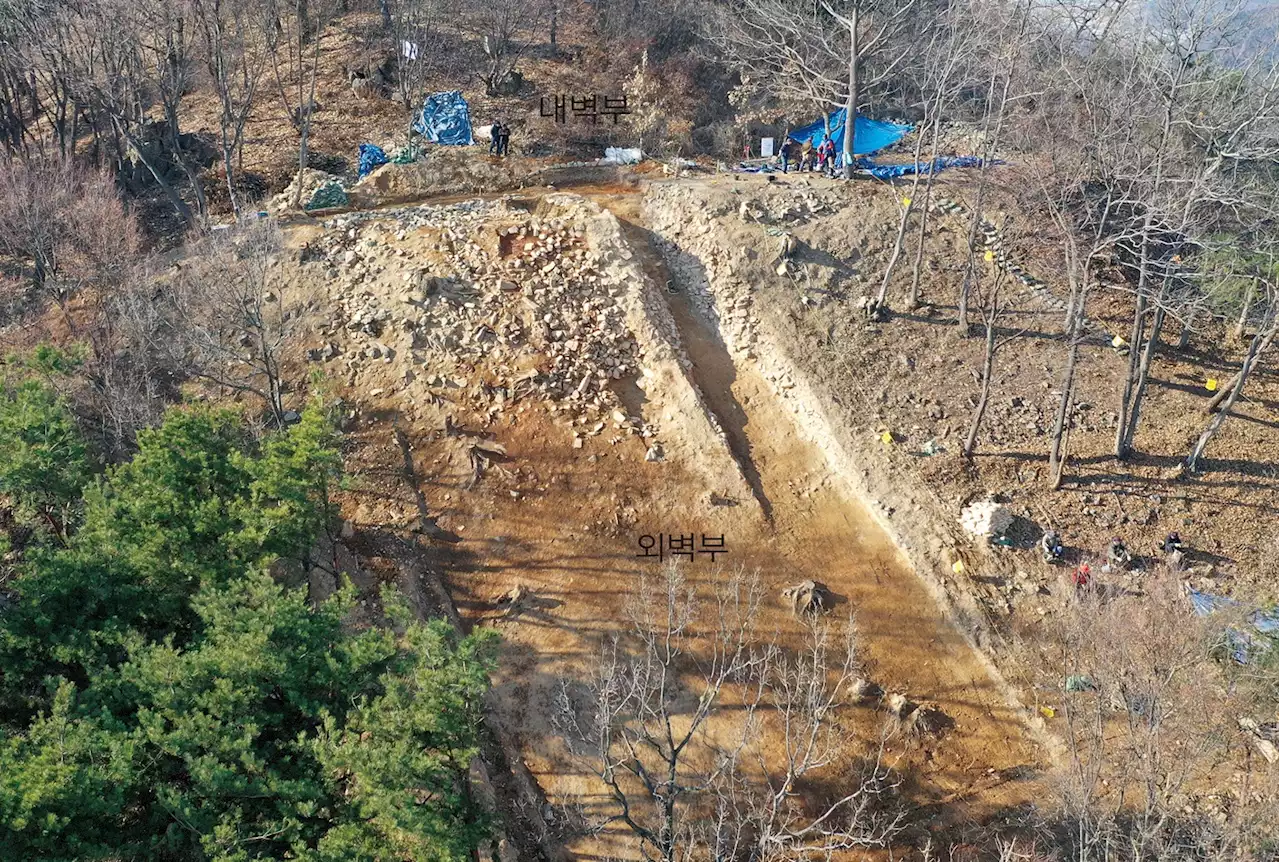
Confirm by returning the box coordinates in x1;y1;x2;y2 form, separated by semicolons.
732;154;989;181
787;110;911;161
859;155;991;180
1188;588;1279;664
413;90;474;146
357;143;389;178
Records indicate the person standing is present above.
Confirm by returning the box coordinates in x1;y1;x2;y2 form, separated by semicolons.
498;123;511;156
779;137;793;173
489;121;501;155
818;136;834;175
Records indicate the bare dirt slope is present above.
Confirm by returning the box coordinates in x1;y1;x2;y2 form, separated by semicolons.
261;180;1061;858
226;165;1275;858
641;170;1278;710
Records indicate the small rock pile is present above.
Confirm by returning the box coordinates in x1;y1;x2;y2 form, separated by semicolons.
960;499;1014;540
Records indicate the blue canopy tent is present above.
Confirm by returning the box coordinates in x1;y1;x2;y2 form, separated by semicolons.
787;109;911;163
412;90;474;145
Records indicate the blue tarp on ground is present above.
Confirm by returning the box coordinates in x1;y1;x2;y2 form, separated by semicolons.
412;90;474;145
787;110;911;161
859;155;989;180
357;143;389;178
1189;588;1279;664
732;155;989;181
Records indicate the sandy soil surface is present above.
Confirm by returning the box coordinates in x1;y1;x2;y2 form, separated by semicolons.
259;183;1060;860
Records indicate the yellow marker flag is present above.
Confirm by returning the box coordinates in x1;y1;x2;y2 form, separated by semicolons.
1206;378;1218;391
951;559;965;574
880;431;894;445
1039;706;1056;719
984;250;995;262
902;196;912;207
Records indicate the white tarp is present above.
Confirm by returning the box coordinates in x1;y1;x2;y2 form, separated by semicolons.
603;147;643;165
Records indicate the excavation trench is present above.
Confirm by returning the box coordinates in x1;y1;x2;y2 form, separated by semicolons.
318;190;1053;857
613;203;1050;821
618;220;775;521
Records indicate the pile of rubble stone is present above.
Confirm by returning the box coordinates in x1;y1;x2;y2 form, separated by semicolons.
302;199;651;443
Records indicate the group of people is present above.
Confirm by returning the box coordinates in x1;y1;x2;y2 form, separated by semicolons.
1036;530;1187;589
777;134;838;176
488;121;512;157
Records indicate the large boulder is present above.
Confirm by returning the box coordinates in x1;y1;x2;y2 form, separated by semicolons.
781;579;830;616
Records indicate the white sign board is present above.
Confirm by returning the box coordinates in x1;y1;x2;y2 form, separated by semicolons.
401;41;419;60
760;137;775;158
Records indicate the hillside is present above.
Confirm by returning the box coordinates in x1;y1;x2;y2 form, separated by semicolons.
0;0;1276;858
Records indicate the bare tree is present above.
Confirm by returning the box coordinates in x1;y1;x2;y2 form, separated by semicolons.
14;2;83;157
464;0;543;96
192;0;272;214
555;565;906;861
131;219;292;424
1045;575;1277;859
952;0;1032;334
713;0;919;176
386;0;451;140
1111;0;1280;460
264;0;341;209
1006;14;1147;488
710;616;906;860
553;564;763;861
875;4;974;311
1184;296;1276;473
0;157;139;319
963;267;1023;457
0;12;36;154
133;0;211;223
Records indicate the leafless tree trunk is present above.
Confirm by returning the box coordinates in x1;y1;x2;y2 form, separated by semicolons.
1233;276;1257;341
1113;38;1186;460
1115;286;1168;459
1048;278;1086;490
881;15;968;311
964;269;1020;457
389;0;449;140
294;35;322;209
555;565;905;861
142;0;209;224
193;0;269;216
131;219;291;423
266;0;333;210
956;66;1013;335
1185;304;1276;473
874;174;916;310
840;4;859;178
907;116;942;308
715;0;916;178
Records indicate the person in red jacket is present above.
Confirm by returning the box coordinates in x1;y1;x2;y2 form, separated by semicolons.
1072;563;1091;590
818;136;835;176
